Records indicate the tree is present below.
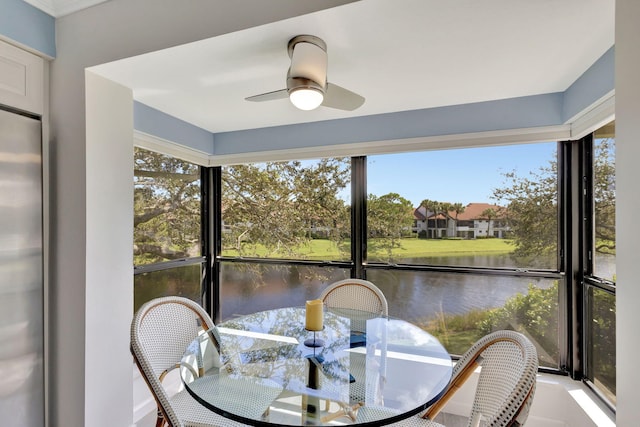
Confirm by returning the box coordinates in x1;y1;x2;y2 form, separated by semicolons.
420;199;439;239
593;136;616;254
451;202;465;219
492;159;557;267
440;202;454;236
368;192;414;261
134;151;352;266
481;207;497;238
221;158;350;258
451;202;466;237
492;139;616;266
134;148;201;264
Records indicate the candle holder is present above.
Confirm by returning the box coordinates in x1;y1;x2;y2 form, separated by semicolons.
305;353;325;389
304;299;325;347
304;328;325;348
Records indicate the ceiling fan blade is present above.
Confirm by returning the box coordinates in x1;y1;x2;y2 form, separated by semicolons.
322;83;365;111
245;89;289;102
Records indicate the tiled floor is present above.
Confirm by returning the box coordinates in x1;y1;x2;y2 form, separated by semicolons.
433;412;469;426
136;407;468;427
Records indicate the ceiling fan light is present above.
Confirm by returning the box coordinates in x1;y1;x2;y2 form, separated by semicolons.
289;87;324;111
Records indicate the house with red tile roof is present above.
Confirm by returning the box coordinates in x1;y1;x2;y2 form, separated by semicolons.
413;202;509;239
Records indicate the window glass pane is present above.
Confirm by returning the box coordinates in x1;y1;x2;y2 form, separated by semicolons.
593;121;616;281
134;147;201;266
133;264;203;313
219;262;349;320
221;158;351;261
366;269;560;368
367;143;558;269
587;285;616;404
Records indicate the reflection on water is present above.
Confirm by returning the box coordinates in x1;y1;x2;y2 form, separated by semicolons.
220;254;614;324
220;262;553;324
220;264;349;320
368;270;553;320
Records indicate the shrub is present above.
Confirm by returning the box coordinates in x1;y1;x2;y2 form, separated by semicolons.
479;281;559;364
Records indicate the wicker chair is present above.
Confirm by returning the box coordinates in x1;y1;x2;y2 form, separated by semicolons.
319;279;389;416
131;296;280;427
356;330;538;427
320;278;388;316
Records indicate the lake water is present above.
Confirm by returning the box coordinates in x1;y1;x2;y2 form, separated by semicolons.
219;254;615;323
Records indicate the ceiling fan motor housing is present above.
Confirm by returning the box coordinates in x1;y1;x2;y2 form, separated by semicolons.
287;35;328;94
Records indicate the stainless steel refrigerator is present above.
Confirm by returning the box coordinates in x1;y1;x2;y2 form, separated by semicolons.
0;107;44;426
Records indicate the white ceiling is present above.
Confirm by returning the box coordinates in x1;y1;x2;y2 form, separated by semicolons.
90;0;615;134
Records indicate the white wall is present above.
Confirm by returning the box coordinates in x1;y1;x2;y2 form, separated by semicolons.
84;71;134;425
49;1;357;426
615;1;640;425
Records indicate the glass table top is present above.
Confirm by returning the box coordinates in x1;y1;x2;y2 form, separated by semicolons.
180;307;452;426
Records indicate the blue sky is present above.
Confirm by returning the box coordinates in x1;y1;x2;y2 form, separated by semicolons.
366;142;557;207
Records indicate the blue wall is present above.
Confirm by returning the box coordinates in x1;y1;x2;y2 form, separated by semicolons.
563;46;614;122
0;0;55;57
214;93;564;155
134;102;213;153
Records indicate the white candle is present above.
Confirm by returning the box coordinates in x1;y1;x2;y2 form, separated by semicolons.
305;299;324;331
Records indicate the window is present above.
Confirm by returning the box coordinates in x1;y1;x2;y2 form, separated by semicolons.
136;127;615;397
133;264;203;313
585;284;616;403
217;158;352;318
367;269;559;368
583;121;616;406
221;158;351;261
212;146;564;369
133;147;204;309
365;144;561;369
592;123;616;281
367;143;558;269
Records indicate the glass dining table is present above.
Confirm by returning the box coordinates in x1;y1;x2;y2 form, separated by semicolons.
180;306;452;426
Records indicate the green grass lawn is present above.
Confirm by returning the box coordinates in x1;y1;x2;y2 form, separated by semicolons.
222;237;514;260
373;237;513;257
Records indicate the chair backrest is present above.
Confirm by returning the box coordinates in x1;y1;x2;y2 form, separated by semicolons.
320;279;389;315
130;296;214;427
426;330;538;427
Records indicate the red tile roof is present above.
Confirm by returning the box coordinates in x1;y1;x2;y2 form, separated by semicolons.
454;203;505;220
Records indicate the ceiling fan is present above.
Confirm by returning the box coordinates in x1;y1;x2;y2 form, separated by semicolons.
245;35;365;111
